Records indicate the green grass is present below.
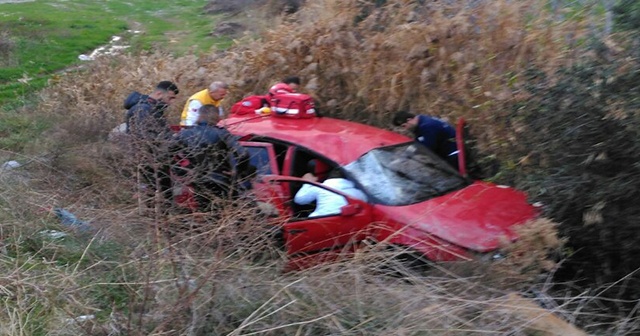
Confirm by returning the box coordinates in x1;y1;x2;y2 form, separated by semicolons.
1;225;139;331
0;0;225;105
0;0;228;151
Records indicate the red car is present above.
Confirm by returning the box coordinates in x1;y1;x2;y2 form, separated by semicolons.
174;111;538;271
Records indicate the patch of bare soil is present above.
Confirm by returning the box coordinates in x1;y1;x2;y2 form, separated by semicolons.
204;0;264;15
204;0;306;38
211;21;246;37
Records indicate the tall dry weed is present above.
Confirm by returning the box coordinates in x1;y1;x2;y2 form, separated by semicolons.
35;0;594;158
4;0;632;333
203;0;591;131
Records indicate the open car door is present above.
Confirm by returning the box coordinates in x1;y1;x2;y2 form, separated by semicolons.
240;141;280;176
455;118;468;177
455;118;484;179
239;141;290;215
259;175;374;271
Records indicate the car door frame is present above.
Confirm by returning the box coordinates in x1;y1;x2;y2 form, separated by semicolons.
239;141;292;216
239;141;280;176
259;175;374;270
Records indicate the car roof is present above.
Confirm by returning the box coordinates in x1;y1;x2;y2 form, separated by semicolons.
221;114;411;165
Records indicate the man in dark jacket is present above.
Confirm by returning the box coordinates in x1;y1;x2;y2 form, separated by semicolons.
174;105;255;206
392;111;459;170
124;81;179;211
124;81;179;138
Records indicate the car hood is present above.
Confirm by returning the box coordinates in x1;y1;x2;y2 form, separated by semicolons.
375;181;538;252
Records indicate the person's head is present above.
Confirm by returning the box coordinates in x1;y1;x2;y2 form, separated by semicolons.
282;76;301;92
150;80;179;105
268;83;293;96
208;81;229;101
392;111;418;131
196;104;221;125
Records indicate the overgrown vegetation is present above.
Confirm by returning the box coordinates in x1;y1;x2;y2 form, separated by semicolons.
505;56;640;313
1;0;639;334
0;0;232;151
614;0;640;31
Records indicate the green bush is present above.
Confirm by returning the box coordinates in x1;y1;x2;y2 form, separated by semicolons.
506;53;640;306
614;0;640;31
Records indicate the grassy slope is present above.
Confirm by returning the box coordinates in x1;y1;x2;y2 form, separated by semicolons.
0;0;224;102
0;0;227;151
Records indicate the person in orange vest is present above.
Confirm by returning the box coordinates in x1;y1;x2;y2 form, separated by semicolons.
180;81;228;126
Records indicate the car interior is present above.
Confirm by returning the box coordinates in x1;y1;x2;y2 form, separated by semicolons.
288;149;335;219
242;136;342;220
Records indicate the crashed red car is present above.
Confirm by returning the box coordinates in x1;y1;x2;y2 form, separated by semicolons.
175;109;538;270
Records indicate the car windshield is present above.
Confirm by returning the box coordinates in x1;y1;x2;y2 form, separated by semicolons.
343;142;470;206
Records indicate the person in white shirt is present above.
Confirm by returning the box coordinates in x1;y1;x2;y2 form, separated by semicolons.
294;169;368;218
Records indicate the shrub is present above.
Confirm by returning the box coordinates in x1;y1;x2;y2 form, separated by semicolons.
614;0;640;32
504;53;640;308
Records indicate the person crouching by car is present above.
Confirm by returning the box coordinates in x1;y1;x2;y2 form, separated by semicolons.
392;111;459;170
173;104;255;208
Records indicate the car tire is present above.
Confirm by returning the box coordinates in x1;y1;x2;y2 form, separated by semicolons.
375;245;432;279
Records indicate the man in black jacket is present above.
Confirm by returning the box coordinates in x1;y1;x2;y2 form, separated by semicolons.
124;81;179;138
174;105;255;207
123;81;180;211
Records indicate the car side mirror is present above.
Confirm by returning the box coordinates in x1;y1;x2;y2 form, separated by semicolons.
340;203;361;217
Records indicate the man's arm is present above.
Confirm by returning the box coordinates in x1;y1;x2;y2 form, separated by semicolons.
294;183;319;205
220;129;248;158
350;188;368;202
182;100;203;126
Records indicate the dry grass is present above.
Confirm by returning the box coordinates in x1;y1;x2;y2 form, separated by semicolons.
1;0;637;334
32;0;596;162
36;0;592;132
0;143;600;334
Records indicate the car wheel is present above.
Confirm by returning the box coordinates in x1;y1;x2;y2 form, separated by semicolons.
375;245;432;279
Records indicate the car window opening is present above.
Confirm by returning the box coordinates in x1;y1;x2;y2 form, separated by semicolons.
245;146;273;175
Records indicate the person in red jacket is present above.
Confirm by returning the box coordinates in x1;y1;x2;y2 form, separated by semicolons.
282;76;301;92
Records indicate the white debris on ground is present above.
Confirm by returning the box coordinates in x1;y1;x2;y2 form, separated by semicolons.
39;230;68;239
65;314;95;323
108;122;127;141
78;30;141;61
1;160;21;171
0;0;35;4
